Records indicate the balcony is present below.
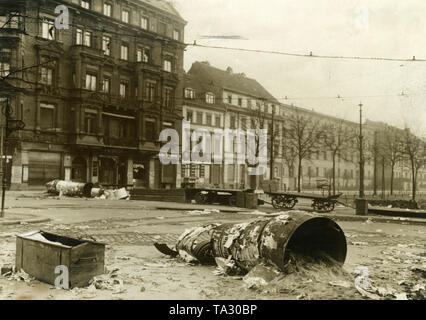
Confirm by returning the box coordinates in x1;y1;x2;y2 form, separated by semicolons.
74;133;104;147
104;136;138;149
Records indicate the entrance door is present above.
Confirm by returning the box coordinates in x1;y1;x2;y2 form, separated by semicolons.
99;158;117;186
71;157;87;182
118;161;127;188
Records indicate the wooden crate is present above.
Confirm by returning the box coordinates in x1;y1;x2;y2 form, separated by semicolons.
16;231;106;288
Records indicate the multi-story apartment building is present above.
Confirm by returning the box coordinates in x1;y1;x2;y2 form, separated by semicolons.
182;61;280;189
0;0;186;189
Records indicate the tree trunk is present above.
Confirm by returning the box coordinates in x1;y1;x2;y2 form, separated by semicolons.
390;163;394;195
381;156;385;199
412;166;416;201
332;154;336;194
297;159;302;193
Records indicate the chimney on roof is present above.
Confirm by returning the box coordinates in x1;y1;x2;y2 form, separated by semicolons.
239;73;246;77
226;67;233;74
201;61;210;66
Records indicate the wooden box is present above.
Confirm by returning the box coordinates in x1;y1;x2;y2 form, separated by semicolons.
15;230;105;288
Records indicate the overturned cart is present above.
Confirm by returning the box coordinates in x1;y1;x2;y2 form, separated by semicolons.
155;211;347;273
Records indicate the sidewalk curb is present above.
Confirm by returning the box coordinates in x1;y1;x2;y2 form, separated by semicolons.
0;218;51;226
321;214;426;226
154;206;246;213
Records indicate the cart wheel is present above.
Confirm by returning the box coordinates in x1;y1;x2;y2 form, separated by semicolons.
271;196;284;209
195;191;208;204
282;197;297;209
321;201;335;213
312;200;335;213
228;195;237;206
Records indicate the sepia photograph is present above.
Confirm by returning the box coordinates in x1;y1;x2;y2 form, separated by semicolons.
0;0;425;308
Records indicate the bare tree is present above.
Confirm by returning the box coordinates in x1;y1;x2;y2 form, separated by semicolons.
239;101;281;189
283;110;323;192
321;121;356;194
402;128;426;201
381;126;404;195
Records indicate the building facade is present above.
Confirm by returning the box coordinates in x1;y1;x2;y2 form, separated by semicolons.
0;0;186;189
182;61;281;189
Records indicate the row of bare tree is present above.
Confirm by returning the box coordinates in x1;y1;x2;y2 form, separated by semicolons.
247;107;425;200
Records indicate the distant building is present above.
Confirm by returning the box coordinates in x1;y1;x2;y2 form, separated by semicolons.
182;61;280;189
0;0;186;189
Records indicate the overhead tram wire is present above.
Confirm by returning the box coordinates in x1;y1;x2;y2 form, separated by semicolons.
4;13;426;63
186;43;426;63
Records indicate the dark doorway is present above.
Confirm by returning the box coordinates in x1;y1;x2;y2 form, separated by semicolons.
99;158;117;186
71;157;87;182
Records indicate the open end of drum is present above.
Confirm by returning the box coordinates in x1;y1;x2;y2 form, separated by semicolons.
283;218;347;269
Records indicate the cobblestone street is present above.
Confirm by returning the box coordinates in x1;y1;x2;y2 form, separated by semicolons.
0;192;424;300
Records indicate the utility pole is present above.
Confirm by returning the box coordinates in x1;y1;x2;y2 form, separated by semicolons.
0;97;10;218
373;131;378;196
356;102;367;215
359;102;365;198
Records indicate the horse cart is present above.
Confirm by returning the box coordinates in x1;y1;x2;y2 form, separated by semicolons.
266;191;343;213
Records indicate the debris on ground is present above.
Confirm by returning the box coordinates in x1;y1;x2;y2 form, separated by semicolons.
329;280;352;288
1;265;13;276
5;269;34;284
351;241;369;246
88;269;126;294
243;264;280;290
213;257;245;276
46;179;129;200
99;188;129;200
186;209;220;215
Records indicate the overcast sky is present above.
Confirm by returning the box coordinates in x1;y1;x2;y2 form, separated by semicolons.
171;0;426;136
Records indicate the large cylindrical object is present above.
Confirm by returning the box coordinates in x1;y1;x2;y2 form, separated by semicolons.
175;224;220;265
46;180;94;198
211;211;347;272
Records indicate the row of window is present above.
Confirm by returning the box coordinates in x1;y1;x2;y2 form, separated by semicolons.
79;0;181;41
184;88;280;115
38;19;175;72
186;110;222;127
39;103;163;141
39;64;174;105
185;88;215;104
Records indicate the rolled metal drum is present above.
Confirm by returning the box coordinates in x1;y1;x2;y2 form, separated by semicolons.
211;211;347;272
52;180;94;198
176;224;220;265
